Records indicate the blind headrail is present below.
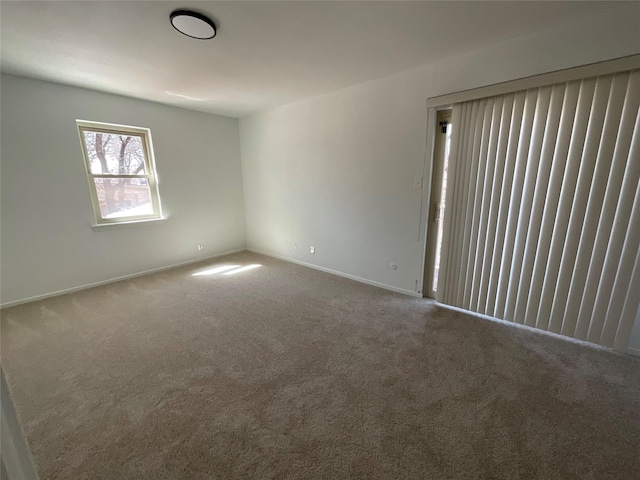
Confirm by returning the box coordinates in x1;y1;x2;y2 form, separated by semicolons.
425;54;640;108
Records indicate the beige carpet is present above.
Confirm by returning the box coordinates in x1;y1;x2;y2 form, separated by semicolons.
2;251;639;480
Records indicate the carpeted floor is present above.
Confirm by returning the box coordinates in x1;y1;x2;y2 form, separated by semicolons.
1;251;639;479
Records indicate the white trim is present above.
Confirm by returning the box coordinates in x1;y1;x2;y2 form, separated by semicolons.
76;119;164;226
0;248;246;309
419;107;438;298
247;248;422;297
426;54;640;108
627;346;640;357
76;119;150;135
91;216;168;230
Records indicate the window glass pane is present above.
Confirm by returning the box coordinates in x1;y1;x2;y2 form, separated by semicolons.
83;131;148;175
94;178;154;219
433;123;452;291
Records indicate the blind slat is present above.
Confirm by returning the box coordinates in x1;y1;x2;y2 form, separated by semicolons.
599;183;640;346
515;84;565;325
456;100;486;306
613;248;640;350
586;105;640;343
565;74;628;339
463;100;494;308
552;75;612;336
525;82;580;328
505;87;552;322
536;79;595;331
479;96;514;313
486;92;526;317
445;102;476;305
471;98;503;311
439;103;466;304
494;89;538;318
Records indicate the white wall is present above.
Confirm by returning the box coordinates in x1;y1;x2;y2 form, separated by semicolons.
239;6;640;300
1;74;246;305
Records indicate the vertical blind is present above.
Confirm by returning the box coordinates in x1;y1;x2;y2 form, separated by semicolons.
438;69;640;349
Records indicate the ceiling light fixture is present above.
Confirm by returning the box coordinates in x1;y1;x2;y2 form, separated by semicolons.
170;10;216;40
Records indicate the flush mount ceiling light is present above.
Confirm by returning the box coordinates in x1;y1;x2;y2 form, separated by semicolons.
170;10;216;40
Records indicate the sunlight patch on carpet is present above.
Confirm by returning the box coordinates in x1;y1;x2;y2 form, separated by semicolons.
192;265;241;276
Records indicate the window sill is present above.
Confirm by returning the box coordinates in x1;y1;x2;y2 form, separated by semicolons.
91;217;167;231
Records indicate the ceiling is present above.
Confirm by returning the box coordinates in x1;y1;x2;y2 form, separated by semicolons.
0;1;619;118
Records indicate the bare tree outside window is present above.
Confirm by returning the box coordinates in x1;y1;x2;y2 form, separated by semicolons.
77;121;162;224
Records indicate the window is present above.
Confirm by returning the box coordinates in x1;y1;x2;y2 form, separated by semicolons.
77;120;162;225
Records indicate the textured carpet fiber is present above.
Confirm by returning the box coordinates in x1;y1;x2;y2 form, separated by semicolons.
2;251;639;479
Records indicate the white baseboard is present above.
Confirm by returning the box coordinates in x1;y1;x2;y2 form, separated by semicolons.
0;248;246;309
247;248;421;298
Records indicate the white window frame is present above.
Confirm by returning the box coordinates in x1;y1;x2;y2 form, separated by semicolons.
76;120;163;226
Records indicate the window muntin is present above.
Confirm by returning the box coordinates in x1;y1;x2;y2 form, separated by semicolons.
77;121;162;224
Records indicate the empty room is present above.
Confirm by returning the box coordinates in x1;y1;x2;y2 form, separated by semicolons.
1;1;639;479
